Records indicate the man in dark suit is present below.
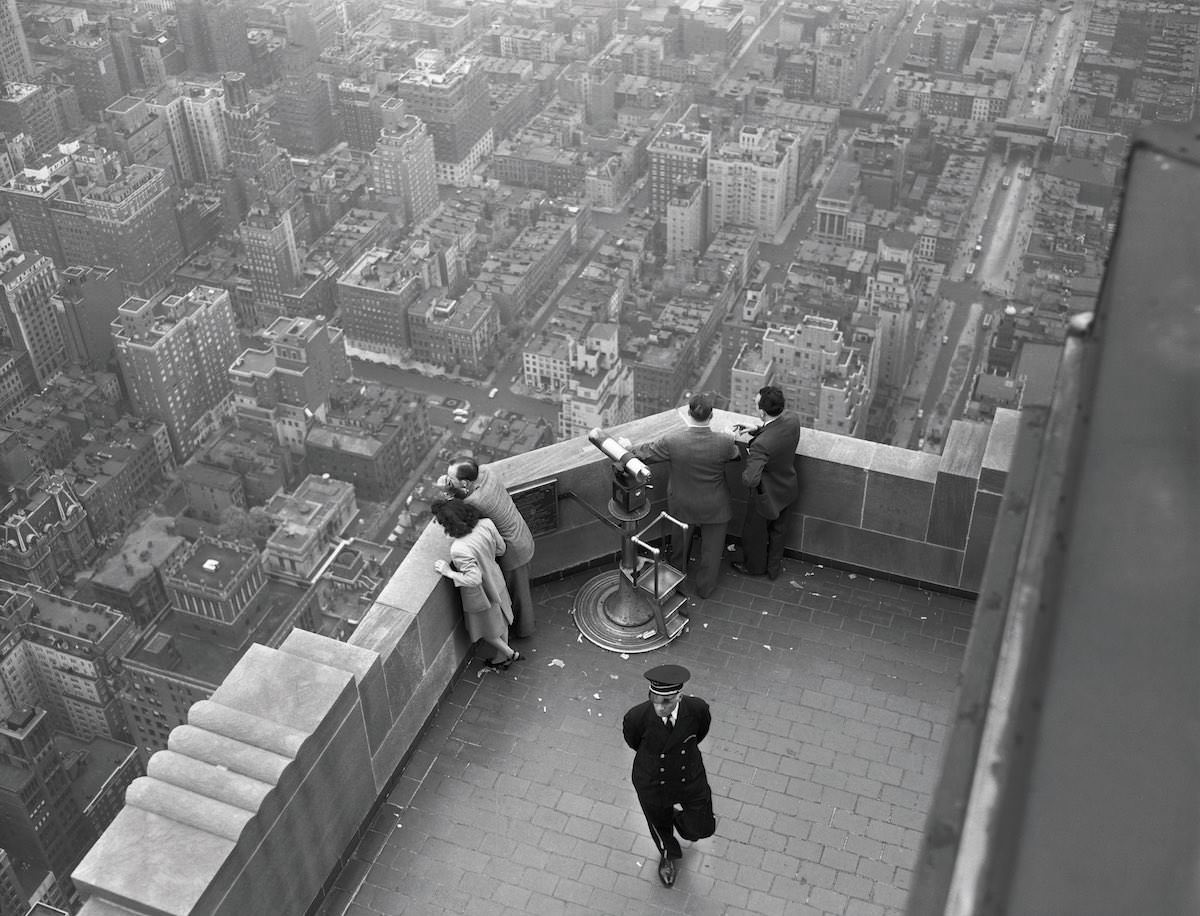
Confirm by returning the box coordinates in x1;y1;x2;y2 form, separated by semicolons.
732;386;802;580
621;393;741;600
622;664;716;888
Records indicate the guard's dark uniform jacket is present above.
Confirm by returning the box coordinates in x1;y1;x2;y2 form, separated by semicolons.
622;694;715;859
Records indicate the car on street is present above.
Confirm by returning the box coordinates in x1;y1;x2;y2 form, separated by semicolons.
942;335;950;345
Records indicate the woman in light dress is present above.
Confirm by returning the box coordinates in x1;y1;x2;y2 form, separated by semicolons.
431;499;522;670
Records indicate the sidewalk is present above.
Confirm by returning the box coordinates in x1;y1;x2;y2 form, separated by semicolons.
320;559;971;916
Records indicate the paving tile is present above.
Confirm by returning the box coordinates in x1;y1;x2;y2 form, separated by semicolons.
835;870;876;900
332;561;971;916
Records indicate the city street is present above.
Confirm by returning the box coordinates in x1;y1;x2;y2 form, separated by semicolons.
484;226;610;397
715;1;786;90
350;358;559;427
859;0;931;108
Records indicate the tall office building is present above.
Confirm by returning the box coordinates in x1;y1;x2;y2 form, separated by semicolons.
271;5;335;156
101;96;177;180
2;154;184;299
63;31;124;121
239;204;302;327
0;581;137;742
707;126;800;236
372;114;437;226
0;0;33;83
0;82;62;152
52;264;124;370
336;245;431;361
222;72;300;235
394;51;493;186
0;251;67;386
229;316;348;451
864;233;918;393
0;707;91;897
182;83;229;181
665;179;707;261
335;79;385;151
648;121;710;216
557;323;635;440
111;285;238;461
849;128;907;211
0;155;74;266
148;82;229;186
84;164;184;299
175;0;251;76
0;849;34;914
758;317;870;436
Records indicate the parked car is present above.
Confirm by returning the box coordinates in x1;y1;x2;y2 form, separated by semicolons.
488;387;499;398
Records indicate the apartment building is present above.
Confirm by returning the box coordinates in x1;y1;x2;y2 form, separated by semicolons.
111;286;238;461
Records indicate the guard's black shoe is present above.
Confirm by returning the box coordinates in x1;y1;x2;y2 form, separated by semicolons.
657;855;676;887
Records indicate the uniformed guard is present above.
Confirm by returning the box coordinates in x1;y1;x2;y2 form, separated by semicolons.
622;664;716;887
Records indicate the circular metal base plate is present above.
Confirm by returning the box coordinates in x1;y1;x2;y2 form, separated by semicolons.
572;570;686;654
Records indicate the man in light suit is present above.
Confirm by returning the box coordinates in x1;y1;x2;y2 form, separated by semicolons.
732;386;802;580
622;393;741;600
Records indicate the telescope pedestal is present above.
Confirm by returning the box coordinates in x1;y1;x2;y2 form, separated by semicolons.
572;500;689;654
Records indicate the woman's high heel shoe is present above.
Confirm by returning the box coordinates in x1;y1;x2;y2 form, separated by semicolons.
485;651;522;671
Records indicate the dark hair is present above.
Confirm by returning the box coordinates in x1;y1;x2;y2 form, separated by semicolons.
449;456;479;482
431;499;481;537
688;393;714;422
757;386;785;417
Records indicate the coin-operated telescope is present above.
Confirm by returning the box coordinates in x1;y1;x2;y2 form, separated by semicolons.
573;428;688;652
588;428;651;516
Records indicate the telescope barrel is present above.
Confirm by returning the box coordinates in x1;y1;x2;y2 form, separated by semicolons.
588;428;650;482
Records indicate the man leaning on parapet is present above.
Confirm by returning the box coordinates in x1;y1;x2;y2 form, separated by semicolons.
437;456;536;638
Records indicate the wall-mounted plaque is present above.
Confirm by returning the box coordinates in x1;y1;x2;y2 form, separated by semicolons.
510;479;559;537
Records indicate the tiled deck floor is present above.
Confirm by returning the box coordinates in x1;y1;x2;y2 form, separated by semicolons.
319;558;973;916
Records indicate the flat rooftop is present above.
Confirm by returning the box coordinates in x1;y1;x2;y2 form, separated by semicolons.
167;541;254;593
127;578;308;687
320;560;970;916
